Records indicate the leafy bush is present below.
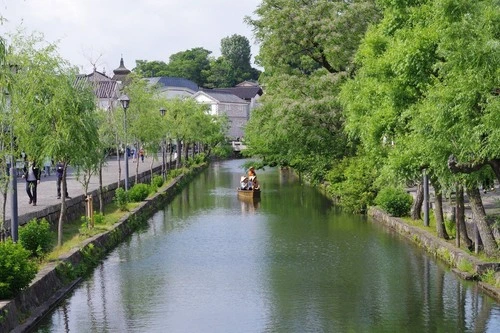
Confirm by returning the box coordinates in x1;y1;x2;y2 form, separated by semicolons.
151;175;164;189
114;187;128;211
167;168;185;180
0;239;38;299
128;183;150;202
325;156;378;214
444;219;456;238
194;153;206;164
375;187;413;217
19;218;52;257
94;212;105;225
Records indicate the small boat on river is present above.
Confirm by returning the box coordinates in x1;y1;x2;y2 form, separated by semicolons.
237;188;261;199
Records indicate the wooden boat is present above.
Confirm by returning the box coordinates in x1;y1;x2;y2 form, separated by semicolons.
237;188;261;198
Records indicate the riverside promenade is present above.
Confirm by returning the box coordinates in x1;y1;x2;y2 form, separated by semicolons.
1;154;164;224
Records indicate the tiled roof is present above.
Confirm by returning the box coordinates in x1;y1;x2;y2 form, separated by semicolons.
199;91;248;104
146;77;199;92
75;75;118;99
202;86;262;100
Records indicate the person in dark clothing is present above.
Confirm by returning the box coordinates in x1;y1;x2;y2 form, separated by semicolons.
23;159;41;206
56;161;69;199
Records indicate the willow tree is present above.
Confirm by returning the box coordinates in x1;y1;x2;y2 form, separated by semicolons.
0;37;13;228
244;0;380;183
9;31;100;247
121;74;163;182
340;0;498;254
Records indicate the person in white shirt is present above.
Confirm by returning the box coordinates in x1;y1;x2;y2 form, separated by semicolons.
23;159;41;206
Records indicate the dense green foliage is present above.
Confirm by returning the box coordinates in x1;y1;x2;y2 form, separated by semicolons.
19;218;52;257
128;183;150;202
134;35;260;88
244;0;498;254
151;175;164;189
244;0;380;184
375;187;413;217
0;240;38;299
114;187;129;211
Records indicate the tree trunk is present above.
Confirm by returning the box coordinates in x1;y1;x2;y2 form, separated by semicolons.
466;186;498;256
2;191;7;231
456;184;472;248
98;164;103;214
433;183;449;239
135;148;139;185
184;142;189;162
488;159;500;183
57;162;69;247
176;139;182;169
411;182;424;220
117;142;122;187
149;157;154;181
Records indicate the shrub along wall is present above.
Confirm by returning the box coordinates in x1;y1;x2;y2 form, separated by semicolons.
0;164;206;332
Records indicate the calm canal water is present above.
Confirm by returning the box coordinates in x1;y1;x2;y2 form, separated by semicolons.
34;159;500;332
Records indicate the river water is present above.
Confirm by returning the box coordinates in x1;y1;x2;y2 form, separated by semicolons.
34;159;500;332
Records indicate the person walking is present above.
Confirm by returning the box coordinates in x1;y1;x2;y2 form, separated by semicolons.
56;161;69;199
23;159;41;206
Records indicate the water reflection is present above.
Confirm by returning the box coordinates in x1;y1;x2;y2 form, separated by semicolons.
239;196;261;214
34;159;500;333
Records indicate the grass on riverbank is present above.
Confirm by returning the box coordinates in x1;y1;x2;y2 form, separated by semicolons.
400;212;497;262
42;176;177;266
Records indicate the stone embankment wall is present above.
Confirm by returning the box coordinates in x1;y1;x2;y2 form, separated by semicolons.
0;165;205;333
368;207;500;301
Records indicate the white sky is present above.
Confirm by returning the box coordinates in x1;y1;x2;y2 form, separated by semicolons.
0;0;261;74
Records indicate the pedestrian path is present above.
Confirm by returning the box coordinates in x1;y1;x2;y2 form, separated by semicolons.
1;155;163;222
407;183;500;219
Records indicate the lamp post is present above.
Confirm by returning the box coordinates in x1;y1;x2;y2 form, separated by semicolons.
160;107;166;181
119;94;130;191
8;64;19;242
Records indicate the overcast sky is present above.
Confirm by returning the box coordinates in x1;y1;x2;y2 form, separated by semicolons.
0;0;261;74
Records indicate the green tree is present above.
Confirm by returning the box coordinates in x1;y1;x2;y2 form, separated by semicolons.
244;0;380;184
133;60;169;77
205;35;261;88
166;47;211;87
203;57;234;88
9;31;100;247
340;0;499;254
122;74;163;182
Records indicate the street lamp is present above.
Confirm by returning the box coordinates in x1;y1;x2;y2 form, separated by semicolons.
119;94;130;191
8;64;19;242
160;107;166;181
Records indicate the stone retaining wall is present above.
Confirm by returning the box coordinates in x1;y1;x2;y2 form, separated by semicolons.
0;165;205;332
368;206;500;301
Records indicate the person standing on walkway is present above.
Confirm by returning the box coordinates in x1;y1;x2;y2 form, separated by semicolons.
23;159;41;206
56;161;69;199
43;156;52;177
139;147;145;163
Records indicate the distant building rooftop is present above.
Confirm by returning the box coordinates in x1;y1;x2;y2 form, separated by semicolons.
146;77;199;92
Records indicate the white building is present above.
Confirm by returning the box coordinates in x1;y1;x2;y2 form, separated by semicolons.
193;91;250;140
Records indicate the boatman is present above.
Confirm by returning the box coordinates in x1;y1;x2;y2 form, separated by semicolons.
247;166;259;190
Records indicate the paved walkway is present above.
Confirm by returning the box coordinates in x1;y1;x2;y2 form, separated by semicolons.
1;154;164;221
407;183;500;219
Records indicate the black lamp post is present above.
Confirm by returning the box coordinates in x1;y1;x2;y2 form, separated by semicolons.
8;64;19;242
160;107;166;181
119;94;130;191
